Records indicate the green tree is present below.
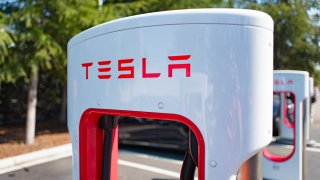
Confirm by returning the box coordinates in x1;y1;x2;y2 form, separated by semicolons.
0;12;11;67
47;0;224;123
245;0;320;83
97;0;222;17
1;0;225;144
0;11;22;83
44;0;100;123
4;0;63;144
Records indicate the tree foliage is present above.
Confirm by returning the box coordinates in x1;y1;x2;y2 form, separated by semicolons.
0;0;319;137
0;11;19;82
0;0;224;143
1;0;223;83
1;0;318;82
243;0;320;83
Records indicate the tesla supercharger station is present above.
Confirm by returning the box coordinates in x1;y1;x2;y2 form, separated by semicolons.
68;9;273;180
274;71;311;145
263;70;308;180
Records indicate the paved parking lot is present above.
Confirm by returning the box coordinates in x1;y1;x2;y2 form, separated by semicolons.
0;144;319;180
0;148;186;180
1;103;320;180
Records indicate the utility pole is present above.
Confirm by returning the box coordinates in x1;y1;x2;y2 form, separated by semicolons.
98;0;103;10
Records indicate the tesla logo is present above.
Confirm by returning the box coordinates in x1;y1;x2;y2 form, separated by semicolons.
82;55;191;80
274;79;294;85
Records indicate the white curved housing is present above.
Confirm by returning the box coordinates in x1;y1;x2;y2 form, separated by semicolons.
68;9;273;180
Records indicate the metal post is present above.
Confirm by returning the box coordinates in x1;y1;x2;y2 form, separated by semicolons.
98;0;103;7
237;152;262;180
98;0;103;11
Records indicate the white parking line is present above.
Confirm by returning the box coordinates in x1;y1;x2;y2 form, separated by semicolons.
118;159;180;178
306;147;320;153
118;159;198;180
119;150;183;165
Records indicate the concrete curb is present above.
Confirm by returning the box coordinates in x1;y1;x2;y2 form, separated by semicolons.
0;143;72;175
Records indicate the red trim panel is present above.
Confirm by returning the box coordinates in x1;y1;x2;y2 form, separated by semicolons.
79;109;205;180
264;91;296;163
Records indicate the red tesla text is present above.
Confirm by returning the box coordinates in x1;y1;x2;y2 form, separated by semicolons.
274;79;294;85
97;60;111;79
81;54;191;80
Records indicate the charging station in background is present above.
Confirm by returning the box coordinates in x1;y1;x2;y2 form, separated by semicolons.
273;71;317;147
263;70;309;180
68;9;273;180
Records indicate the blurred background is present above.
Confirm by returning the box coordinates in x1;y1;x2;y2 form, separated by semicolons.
0;0;319;179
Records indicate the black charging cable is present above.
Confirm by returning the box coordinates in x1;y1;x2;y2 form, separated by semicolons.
98;115;118;180
180;129;198;180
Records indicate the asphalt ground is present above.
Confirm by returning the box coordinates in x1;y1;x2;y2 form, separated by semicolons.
0;147;187;180
1;100;319;180
0;144;319;180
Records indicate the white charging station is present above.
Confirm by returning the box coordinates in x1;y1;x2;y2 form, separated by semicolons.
263;70;309;180
274;71;312;145
68;9;273;180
